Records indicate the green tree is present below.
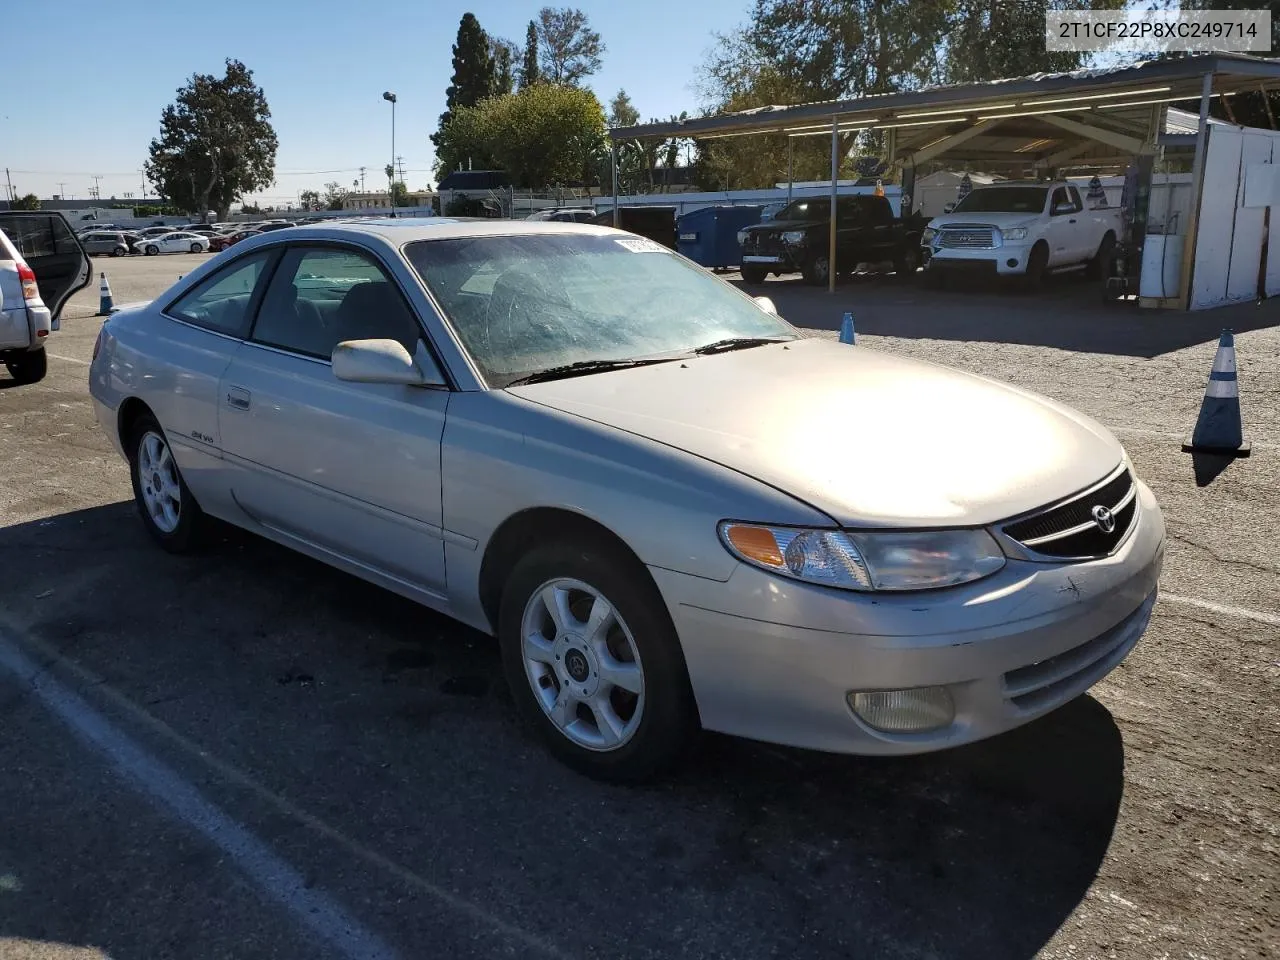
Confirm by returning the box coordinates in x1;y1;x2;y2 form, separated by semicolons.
299;189;320;210
537;7;604;85
390;181;410;206
432;12;498;153
492;36;518;96
944;0;1124;84
10;193;40;210
521;21;541;87
144;58;277;217
434;83;607;188
608;89;640;128
323;181;348;210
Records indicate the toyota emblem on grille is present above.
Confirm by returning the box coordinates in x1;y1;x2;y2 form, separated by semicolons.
1091;504;1116;534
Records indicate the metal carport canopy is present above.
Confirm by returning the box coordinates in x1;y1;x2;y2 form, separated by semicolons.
605;54;1280;295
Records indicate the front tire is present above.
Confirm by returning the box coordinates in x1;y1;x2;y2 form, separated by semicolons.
4;348;47;385
498;539;698;783
802;253;831;286
739;264;769;284
894;244;921;279
128;414;206;553
1024;242;1049;288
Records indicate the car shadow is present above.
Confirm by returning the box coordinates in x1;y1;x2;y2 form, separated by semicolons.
731;270;1280;359
0;503;1125;960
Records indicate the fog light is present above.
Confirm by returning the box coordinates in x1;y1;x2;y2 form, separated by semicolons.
1006;258;1018;268
848;687;955;733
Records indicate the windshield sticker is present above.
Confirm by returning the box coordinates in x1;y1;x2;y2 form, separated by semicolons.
614;236;667;254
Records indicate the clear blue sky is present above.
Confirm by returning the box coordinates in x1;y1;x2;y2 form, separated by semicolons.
6;0;749;206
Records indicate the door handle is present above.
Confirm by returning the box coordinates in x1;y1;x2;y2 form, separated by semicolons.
1069;219;1077;224
226;386;251;410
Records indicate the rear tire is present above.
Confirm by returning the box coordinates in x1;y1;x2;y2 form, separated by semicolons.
1086;231;1116;280
190;242;202;253
498;538;699;783
127;413;207;554
4;348;47;385
145;244;159;256
894;245;921;279
111;246;126;257
739;264;768;285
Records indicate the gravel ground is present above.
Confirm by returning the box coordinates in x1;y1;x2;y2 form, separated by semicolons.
0;255;1274;960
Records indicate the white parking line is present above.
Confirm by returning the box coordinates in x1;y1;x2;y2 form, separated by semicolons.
47;354;90;366
0;621;571;960
1162;593;1280;627
0;630;401;960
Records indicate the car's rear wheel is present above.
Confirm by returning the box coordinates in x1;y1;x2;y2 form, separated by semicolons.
739;264;769;284
894;244;921;279
111;246;127;257
128;414;206;553
4;348;47;385
499;539;698;783
145;244;159;256
190;242;202;253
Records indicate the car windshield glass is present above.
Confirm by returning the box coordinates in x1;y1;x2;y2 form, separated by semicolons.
952;187;1047;214
404;233;797;387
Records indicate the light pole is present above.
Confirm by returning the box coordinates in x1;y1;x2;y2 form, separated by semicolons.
382;91;397;216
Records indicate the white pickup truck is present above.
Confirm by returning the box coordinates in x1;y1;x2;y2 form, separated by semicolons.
921;181;1123;285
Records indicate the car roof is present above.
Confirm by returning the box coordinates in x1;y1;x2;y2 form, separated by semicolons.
233;217;634;244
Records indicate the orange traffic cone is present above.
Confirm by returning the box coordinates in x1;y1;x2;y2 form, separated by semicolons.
1182;330;1250;457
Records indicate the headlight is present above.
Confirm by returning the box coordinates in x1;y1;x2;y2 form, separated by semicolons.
718;522;1006;592
737;229;750;245
922;227;937;244
782;230;807;245
1002;227;1028;241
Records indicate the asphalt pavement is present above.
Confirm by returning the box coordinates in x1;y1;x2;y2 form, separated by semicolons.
0;254;1274;960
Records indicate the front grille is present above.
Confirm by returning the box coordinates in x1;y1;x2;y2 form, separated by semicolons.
1003;593;1154;711
937;226;995;249
1002;468;1137;560
743;233;786;256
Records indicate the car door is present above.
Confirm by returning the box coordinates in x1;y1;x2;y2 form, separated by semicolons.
0;212;91;323
216;242;450;595
147;247;281;513
1045;187;1080;265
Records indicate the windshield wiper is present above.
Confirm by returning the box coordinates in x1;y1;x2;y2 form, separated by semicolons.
693;336;791;355
505;356;680;386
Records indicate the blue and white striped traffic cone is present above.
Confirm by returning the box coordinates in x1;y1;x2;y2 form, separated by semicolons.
96;272;115;316
839;311;856;344
1182;330;1250;457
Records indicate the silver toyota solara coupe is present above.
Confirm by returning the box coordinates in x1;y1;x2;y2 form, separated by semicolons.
88;218;1165;782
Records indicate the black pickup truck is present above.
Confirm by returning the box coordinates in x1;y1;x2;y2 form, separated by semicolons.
737;194;928;285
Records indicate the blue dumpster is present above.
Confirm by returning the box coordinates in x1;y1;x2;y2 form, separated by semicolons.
677;205;765;269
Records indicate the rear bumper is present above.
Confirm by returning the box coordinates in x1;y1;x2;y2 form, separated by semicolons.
651;480;1165;756
0;304;48;351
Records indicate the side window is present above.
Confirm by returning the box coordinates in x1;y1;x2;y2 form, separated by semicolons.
1066;186;1084;212
251;246;422;360
166;250;276;337
0;216;54;258
1051;187;1069;213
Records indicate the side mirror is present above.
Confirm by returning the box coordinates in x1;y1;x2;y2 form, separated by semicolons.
753;295;779;315
1053;202;1075;216
943;202;956;214
332;338;446;387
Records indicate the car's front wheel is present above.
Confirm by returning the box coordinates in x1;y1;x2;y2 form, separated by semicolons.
739;264;769;284
128;414;206;553
499;539;698;783
4;348;47;385
802;253;831;286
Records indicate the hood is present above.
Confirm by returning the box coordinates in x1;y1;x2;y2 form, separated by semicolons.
748;218;825;232
507;338;1123;528
930;211;1040;229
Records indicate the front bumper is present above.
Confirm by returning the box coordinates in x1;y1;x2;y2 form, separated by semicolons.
741;253;799;272
926;243;1033;276
651;480;1165;756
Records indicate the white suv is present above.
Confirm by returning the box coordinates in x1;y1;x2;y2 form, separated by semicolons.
0;212;91;384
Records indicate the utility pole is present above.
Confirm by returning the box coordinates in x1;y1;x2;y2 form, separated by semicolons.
139;169;147;199
396;156;406;183
91;175;103;200
4;168;13;203
359;166;366;192
57;181;67;200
